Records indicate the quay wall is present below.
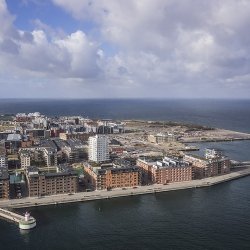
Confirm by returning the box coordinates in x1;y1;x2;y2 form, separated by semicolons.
0;166;249;209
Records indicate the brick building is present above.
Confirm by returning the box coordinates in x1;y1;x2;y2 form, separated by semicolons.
184;151;230;179
26;165;78;197
84;163;140;190
137;157;192;184
136;158;156;184
0;168;10;199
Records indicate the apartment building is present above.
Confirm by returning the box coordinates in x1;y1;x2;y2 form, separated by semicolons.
184;151;230;179
0;168;10;199
5;134;22;153
136;158;156;184
84;163;140;190
59;132;93;141
43;148;57;167
137;157;192;184
152;157;192;184
26;165;78;197
19;150;31;169
0;155;7;168
62;146;79;163
148;133;180;144
88;135;109;163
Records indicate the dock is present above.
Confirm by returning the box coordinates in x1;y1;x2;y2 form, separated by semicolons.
0;207;24;223
0;208;36;229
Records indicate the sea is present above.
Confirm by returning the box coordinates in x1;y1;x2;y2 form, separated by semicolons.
0;99;250;250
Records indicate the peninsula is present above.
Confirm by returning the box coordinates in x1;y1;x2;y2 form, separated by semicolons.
0;112;250;215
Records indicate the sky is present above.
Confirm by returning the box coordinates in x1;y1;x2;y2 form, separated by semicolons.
0;0;250;99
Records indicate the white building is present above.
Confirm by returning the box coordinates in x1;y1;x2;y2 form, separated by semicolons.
88;135;109;163
0;155;7;168
43;148;57;167
20;152;31;169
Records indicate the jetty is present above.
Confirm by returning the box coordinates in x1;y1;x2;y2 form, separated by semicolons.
0;208;36;229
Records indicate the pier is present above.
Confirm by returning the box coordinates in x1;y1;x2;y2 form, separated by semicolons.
0;207;24;223
0;208;36;229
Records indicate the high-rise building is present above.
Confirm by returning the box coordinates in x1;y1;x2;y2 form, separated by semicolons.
88;135;109;163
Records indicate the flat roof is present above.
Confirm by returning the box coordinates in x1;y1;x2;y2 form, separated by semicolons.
0;168;9;180
7;134;22;141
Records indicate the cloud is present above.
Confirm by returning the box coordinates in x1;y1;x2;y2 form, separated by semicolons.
0;0;102;81
1;0;250;98
52;1;250;94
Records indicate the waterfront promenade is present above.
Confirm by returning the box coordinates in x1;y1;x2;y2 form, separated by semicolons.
0;166;250;209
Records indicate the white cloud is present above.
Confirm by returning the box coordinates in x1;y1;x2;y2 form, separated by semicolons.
0;0;102;82
1;0;250;98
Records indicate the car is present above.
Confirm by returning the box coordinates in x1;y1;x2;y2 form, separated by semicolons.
122;188;126;190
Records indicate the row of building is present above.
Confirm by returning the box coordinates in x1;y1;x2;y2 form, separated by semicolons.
0;149;231;199
83;149;230;190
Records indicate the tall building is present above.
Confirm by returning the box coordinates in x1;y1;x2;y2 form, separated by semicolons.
88;135;109;163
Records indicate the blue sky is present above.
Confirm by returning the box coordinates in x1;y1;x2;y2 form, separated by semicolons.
6;0;96;36
0;0;250;98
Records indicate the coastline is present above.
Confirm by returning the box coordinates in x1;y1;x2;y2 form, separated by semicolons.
0;166;250;210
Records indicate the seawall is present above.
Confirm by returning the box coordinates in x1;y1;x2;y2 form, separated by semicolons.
0;166;250;209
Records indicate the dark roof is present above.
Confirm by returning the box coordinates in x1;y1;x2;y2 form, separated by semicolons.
0;168;9;180
97;166;139;175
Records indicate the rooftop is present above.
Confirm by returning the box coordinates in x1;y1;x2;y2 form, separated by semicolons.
7;134;22;141
0;168;9;180
27;165;78;177
95;165;140;175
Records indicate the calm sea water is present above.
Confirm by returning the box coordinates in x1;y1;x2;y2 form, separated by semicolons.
0;99;250;250
0;98;250;132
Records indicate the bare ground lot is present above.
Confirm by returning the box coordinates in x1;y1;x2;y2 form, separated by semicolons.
110;120;250;157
